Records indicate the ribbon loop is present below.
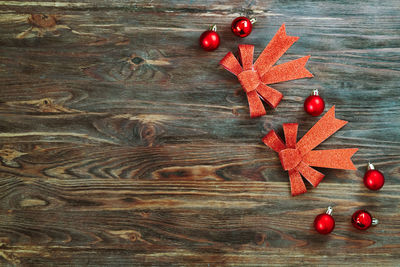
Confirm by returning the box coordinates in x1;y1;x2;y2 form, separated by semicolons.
256;84;283;108
296;161;325;187
220;52;242;76
262;130;285;153
283;123;298;149
238;44;254;71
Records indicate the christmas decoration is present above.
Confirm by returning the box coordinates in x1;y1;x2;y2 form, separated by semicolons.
231;17;256;37
262;106;358;196
364;163;385;190
351;210;379;230
199;25;220;51
304;89;325;116
314;206;335;234
220;24;313;117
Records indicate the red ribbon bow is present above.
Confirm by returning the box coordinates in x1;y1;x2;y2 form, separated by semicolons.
262;106;358;196
220;24;313;118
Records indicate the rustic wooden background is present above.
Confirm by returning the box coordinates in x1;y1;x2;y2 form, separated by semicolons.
0;0;399;266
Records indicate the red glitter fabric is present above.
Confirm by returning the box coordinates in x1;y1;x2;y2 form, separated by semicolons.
262;106;358;196
220;24;313;118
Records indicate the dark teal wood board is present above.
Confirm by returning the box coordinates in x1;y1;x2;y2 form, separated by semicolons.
0;0;399;265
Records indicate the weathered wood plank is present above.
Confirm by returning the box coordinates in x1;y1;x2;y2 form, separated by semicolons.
0;142;397;184
0;0;399;265
0;178;399;266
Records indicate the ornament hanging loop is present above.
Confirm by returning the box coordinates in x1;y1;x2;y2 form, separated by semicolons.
250;18;257;24
368;162;375;170
326;206;333;215
210;24;217;32
372;218;379;225
312;89;319;96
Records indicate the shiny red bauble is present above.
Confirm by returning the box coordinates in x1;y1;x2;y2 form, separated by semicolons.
199;25;220;51
364;163;384;190
351;210;374;230
304;90;325;116
314;207;335;234
314;214;335;234
231;17;253;37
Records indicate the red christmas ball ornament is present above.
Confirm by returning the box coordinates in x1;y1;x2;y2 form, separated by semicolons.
314;206;335;234
351;210;379;230
364;163;385;190
231;17;256;38
304;89;325;116
199;25;220;51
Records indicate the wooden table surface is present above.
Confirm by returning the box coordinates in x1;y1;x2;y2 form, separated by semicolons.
0;0;399;266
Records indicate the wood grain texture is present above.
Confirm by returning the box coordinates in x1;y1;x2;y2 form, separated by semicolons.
0;0;399;265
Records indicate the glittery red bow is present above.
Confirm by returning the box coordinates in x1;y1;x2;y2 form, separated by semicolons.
220;24;313;118
262;106;358;196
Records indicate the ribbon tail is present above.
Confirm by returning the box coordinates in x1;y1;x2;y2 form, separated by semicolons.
296;106;348;155
262;130;286;153
238;44;254;71
254;24;299;77
296;161;325;187
288;169;307;196
303;148;358;170
261;56;313;84
256;83;283;108
246;90;266;118
220;52;243;76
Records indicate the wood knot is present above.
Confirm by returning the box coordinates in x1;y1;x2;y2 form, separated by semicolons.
4;98;78;113
134;122;160;147
130;56;144;65
109;230;143;243
17;14;75;39
140;124;156;140
128;233;138;242
255;233;266;245
140;212;150;218
0;145;27;167
38;98;52;110
83;50;170;82
28;14;57;28
35;98;75;113
127;54;146;71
